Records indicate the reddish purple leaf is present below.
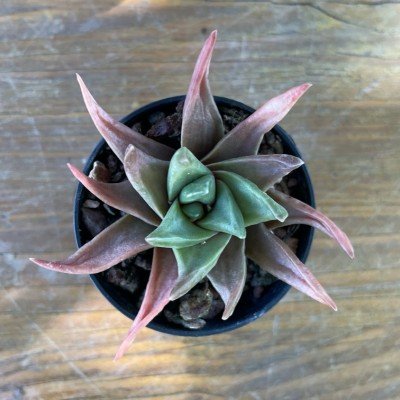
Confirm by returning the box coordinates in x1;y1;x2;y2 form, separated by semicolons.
76;74;174;162
114;248;178;360
207;236;246;320
30;215;153;274
181;30;224;158
246;223;337;310
202;84;312;163
267;189;354;259
68;164;160;226
207;154;303;190
124;145;170;219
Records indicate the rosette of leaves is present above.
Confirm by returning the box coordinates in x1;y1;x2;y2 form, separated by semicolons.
30;31;354;360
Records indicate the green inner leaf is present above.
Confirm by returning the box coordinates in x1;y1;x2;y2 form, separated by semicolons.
181;202;205;222
124;145;169;218
179;174;216;205
170;233;231;300
215;170;288;226
145;200;216;248
167;147;211;201
197;180;246;239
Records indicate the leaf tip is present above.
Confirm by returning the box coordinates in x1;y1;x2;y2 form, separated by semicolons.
347;243;355;259
210;29;218;41
288;83;312;102
76;73;96;106
276;207;289;223
335;228;355;259
76;73;87;92
144;234;156;247
29;258;48;268
169;292;179;302
67;163;80;177
323;294;338;311
299;83;312;93
124;143;135;158
170;282;192;301
237;230;247;240
113;351;123;362
221;310;233;320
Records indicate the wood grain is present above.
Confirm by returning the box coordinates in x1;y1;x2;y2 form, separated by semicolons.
1;1;400;399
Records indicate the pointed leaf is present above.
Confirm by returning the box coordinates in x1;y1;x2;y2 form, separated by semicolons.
179;174;216;205
124;145;169;219
215;171;288;226
145;200;216;249
207;154;304;191
181;202;205;222
68;164;160;226
207;236;246;320
181;30;224;158
202;84;311;163
267;189;354;258
30;216;153;274
114;248;178;360
197;180;246;239
76;74;174;162
170;233;231;300
167;147;211;201
246;223;337;310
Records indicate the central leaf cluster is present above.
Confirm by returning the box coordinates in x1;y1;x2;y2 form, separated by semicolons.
145;148;288;249
179;174;215;221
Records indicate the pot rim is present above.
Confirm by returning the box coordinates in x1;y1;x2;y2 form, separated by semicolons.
74;95;315;336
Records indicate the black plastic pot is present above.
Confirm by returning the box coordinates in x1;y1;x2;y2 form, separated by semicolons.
74;96;315;336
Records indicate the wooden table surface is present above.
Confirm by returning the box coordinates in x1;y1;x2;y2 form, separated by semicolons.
1;1;399;399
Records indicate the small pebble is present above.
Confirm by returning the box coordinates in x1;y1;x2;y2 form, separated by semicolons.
181;318;206;329
250;268;277;288
134;254;151;270
272;136;284;154
179;288;213;321
204;296;225;319
105;268;139;295
83;199;100;209
148;111;166;125
253;286;264;299
121;257;135;268
132;122;142;133
106;154;118;174
81;208;109;237
266;132;276;145
89;161;110;182
275;181;290;195
110;171;125;183
164;310;206;330
103;204;116;216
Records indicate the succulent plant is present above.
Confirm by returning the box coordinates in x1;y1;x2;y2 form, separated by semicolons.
30;31;354;360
